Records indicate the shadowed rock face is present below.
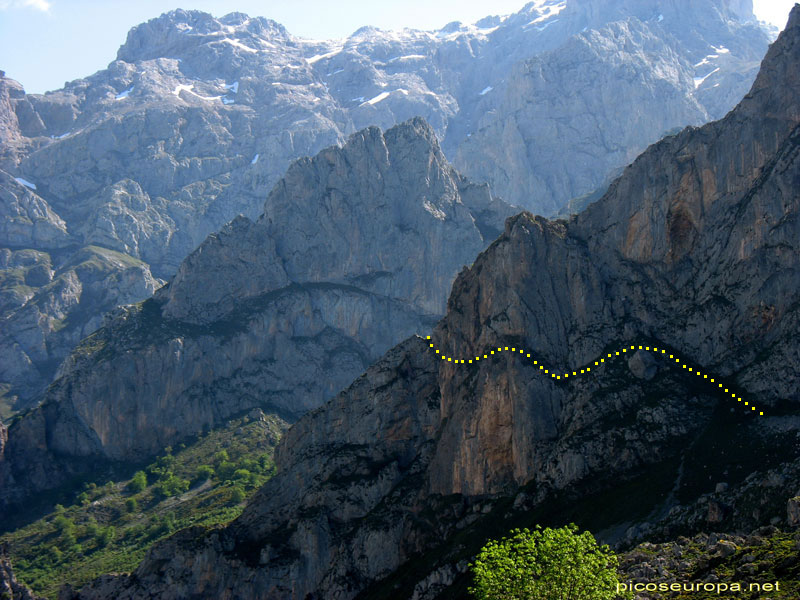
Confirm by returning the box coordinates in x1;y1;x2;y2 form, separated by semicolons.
0;1;773;409
64;7;800;599
0;118;516;511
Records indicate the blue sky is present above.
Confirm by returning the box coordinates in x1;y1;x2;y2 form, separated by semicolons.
0;0;796;94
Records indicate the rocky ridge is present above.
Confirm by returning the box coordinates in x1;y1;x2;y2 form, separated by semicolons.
64;6;800;598
0;0;774;408
0;118;515;512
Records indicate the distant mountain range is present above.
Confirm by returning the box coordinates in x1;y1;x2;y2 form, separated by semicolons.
0;0;773;412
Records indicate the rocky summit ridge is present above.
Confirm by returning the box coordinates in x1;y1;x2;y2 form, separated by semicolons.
59;5;800;600
0;117;515;513
0;0;774;410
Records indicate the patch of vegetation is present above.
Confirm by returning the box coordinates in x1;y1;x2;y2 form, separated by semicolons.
470;524;627;600
0;412;287;598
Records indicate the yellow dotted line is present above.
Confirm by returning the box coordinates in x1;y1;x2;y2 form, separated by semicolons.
425;336;764;416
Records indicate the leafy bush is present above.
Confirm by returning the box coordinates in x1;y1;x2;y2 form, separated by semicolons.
125;498;138;513
215;461;237;482
85;518;100;539
154;474;189;499
192;464;214;486
230;486;246;504
469;524;624;600
128;471;147;494
97;527;115;548
233;469;254;485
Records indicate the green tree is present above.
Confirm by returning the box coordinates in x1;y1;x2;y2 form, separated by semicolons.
54;515;75;535
97;526;116;547
469;524;624;600
85;517;100;538
192;464;214;486
155;474;189;499
233;468;253;484
230;486;246;504
128;470;148;493
215;460;237;482
126;497;139;513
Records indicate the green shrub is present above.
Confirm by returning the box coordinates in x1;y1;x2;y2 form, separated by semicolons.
192;464;214;486
155;474;189;499
230;486;246;504
97;526;115;548
128;470;148;493
125;497;138;513
216;461;237;482
469;524;625;600
233;469;253;484
85;517;100;538
54;515;75;534
47;546;63;564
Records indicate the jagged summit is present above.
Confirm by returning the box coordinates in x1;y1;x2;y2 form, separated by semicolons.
0;116;516;512
116;9;291;63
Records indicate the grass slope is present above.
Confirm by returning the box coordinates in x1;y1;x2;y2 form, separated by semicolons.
0;411;287;598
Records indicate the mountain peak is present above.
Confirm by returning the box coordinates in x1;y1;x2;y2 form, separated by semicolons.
116;9;289;63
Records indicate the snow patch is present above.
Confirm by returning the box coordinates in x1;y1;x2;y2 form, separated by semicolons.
423;200;446;220
387;54;426;63
173;84;195;96
534;19;558;31
327;68;344;76
176;23;192;31
224;81;239;93
15;177;36;190
658;14;664;22
712;45;730;54
251;153;259;165
524;1;566;28
115;86;134;100
351;96;365;102
361;91;390;105
172;83;223;102
694;67;719;89
220;38;258;53
222;97;235;105
479;85;493;95
307;48;342;64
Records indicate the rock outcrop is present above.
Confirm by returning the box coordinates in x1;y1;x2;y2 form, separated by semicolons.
0;546;43;600
0;1;773;407
67;7;800;598
0;118;515;511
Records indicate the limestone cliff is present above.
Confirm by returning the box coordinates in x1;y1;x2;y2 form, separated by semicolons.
0;118;515;512
67;7;800;599
0;1;773;408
